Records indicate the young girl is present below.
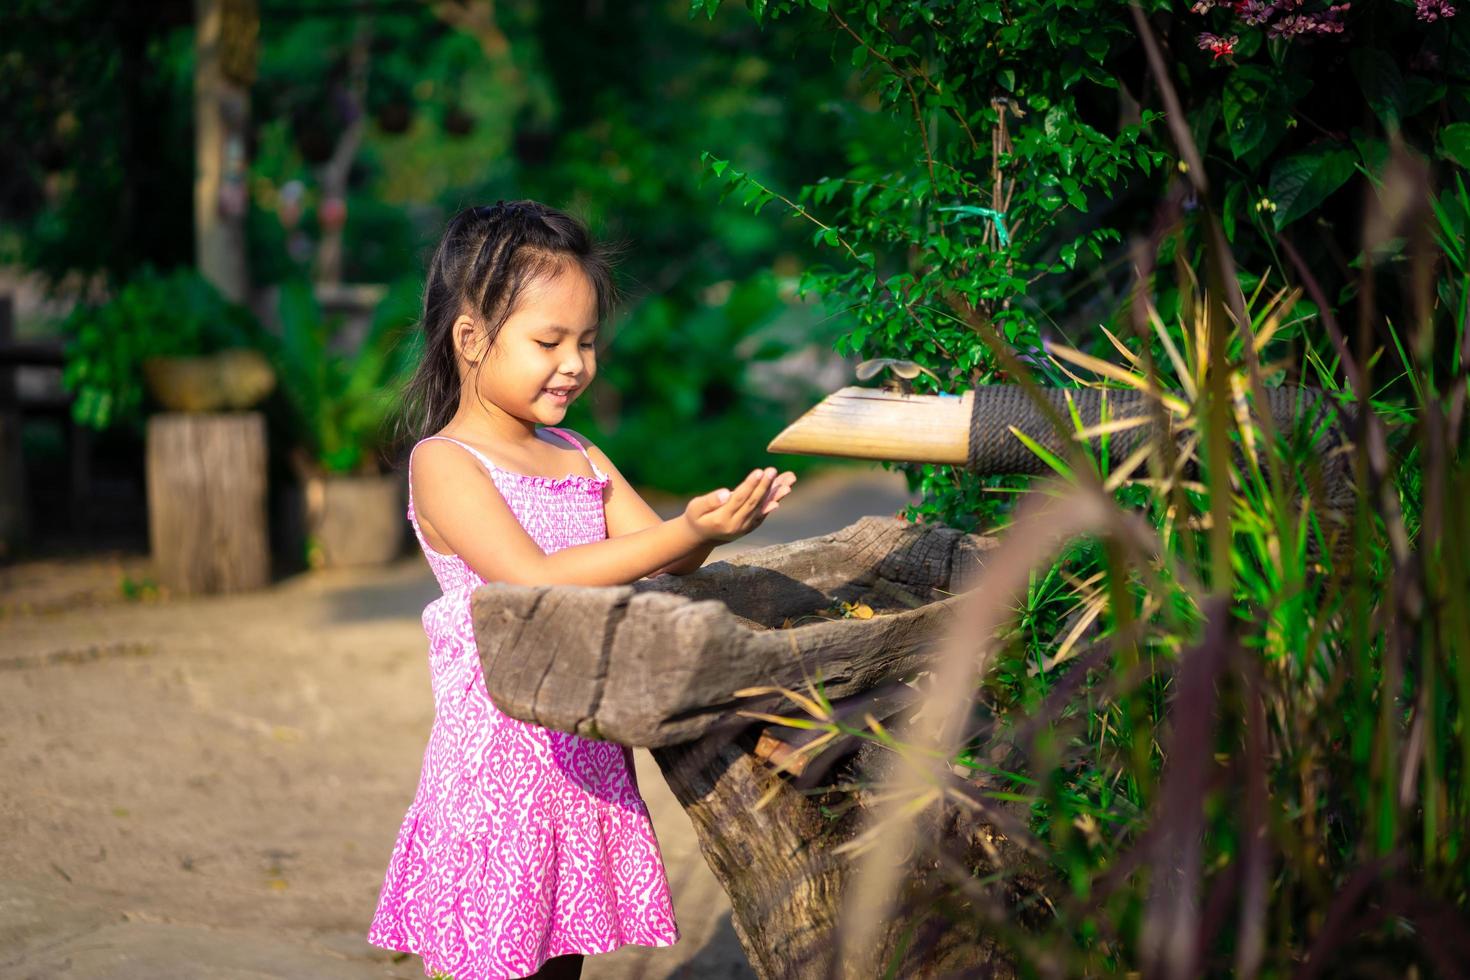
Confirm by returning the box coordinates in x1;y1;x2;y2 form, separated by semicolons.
367;199;797;980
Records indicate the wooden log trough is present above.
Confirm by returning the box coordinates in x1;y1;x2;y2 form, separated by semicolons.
473;516;1050;978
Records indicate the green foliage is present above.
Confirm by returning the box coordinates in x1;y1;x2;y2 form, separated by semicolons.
695;2;1470;972
698;0;1470;529
1166;0;1468;320
239;1;860;491
969;265;1468;973
263;278;422;476
0;1;196;285
570;270;840;493
59;267;260;430
697;0;1168;527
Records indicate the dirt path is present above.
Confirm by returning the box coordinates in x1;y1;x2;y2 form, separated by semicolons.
0;464;915;979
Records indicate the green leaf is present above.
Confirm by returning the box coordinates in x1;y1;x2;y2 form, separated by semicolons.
1269;144;1357;231
1190;97;1221;160
1008;426;1073;481
1349;48;1405;132
1353;132;1389;179
1439;123;1470;169
1222;67;1271;160
1044;107;1070;142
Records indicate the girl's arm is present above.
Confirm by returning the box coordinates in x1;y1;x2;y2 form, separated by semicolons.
412;439;789;587
580;435;791;577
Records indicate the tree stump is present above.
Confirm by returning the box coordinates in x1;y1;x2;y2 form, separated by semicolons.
472;516;1053;978
146;412;269;594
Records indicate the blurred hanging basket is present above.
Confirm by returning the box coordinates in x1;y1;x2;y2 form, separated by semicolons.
142;349;276;413
374;101;413;134
442;104;476;137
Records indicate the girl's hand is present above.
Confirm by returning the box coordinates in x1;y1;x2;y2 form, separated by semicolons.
682;466;796;543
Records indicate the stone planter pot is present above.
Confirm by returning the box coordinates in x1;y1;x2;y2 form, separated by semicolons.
142;350;275;413
302;472;404;569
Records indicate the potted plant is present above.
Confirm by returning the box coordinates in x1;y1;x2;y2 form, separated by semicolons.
266;277;419;569
61;266;268;430
60;267;277;595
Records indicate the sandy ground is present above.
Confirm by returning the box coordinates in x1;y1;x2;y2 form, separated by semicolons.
0;464;916;980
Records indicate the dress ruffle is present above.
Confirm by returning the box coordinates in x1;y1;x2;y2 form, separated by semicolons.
369;797;679;980
506;471;611;492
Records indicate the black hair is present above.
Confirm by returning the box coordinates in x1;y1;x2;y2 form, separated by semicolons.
399;199;620;440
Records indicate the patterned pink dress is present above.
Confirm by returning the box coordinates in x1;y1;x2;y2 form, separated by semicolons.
368;427;681;979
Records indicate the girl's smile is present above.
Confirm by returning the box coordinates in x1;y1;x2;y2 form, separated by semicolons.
455;266;601;434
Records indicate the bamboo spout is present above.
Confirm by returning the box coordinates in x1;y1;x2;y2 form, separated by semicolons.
765;385;971;465
768;382;1356;568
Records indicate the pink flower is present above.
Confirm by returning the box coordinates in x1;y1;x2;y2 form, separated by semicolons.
1237;0;1275;24
1197;31;1241;58
1267;3;1350;36
1415;0;1456;21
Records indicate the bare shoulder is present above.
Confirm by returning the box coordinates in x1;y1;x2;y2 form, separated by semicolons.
410;437;485;485
414;437;476;476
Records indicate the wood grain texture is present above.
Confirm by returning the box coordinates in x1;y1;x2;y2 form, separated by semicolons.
649;734;1045;979
145;412;269;595
472;516;999;747
765;385;971;464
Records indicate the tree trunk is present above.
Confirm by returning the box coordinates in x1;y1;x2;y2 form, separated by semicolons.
650;735;1041;979
146;412;269;594
193;0;256;302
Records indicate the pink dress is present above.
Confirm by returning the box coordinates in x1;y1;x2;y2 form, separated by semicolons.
368;427;681;979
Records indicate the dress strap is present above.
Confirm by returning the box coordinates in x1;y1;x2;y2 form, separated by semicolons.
406;435;505;522
542;427;609;481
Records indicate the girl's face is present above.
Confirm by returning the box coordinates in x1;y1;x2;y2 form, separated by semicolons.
458;266;599;425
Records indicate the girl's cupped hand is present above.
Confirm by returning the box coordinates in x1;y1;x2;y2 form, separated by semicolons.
682;466;796;543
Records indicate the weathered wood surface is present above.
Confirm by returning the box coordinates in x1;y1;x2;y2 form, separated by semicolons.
651;731;1045;979
763;385;973;465
472;515;1051;978
471;515;997;747
146;412;269;595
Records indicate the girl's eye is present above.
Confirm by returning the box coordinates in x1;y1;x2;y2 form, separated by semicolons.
537;341;598;350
